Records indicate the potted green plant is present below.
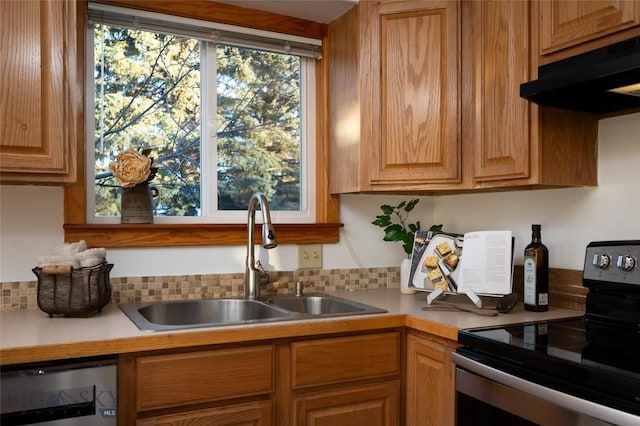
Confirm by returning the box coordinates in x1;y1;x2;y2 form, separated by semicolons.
371;199;442;258
372;199;442;294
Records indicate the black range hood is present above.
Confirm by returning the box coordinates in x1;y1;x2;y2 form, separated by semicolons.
520;36;640;114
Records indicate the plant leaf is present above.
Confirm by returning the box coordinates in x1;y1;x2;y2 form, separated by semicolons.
371;215;391;227
381;205;394;214
405;198;419;212
402;238;414;256
383;224;404;242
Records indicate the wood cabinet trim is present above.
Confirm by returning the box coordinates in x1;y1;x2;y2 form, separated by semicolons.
94;0;326;40
63;223;343;248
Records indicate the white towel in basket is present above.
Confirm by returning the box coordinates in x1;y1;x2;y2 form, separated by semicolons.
36;255;80;269
76;248;107;267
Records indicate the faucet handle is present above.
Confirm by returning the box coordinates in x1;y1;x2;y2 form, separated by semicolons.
256;261;274;285
295;281;304;297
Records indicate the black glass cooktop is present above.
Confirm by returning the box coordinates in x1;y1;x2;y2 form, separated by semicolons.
457;318;640;416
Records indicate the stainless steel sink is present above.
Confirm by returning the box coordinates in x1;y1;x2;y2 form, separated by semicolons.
120;293;387;332
119;299;297;332
266;293;387;317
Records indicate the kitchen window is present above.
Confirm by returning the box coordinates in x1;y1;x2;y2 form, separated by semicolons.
63;1;340;247
87;3;318;224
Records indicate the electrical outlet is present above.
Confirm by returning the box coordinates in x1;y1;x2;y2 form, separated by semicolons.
298;244;322;269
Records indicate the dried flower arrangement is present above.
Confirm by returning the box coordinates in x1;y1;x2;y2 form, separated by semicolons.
109;148;157;188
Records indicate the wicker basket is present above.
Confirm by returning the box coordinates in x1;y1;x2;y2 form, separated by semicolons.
32;262;113;317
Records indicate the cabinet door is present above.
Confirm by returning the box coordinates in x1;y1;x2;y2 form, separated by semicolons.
136;400;272;426
294;380;399;426
405;333;457;426
366;0;461;187
470;0;531;181
540;0;640;55
0;0;77;183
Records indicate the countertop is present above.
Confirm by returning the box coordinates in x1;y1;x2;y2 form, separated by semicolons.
0;288;583;365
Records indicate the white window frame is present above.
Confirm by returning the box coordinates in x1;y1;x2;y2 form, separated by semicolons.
85;4;317;225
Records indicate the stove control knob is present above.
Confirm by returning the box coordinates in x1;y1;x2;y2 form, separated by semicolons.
592;253;611;269
616;255;636;272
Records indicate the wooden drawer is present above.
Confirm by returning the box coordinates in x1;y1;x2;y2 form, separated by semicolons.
136;345;274;411
136;400;273;426
291;332;400;388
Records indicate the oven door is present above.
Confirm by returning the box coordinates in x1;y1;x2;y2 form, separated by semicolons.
452;352;638;426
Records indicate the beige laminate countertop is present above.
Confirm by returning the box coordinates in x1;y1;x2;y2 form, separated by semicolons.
0;288;583;365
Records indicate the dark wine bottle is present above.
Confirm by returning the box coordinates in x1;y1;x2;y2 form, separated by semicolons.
523;224;549;312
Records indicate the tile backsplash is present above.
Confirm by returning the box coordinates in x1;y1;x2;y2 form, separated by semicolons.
1;266;399;311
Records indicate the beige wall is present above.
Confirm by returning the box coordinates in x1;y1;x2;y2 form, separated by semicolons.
1;113;638;282
434;112;640;270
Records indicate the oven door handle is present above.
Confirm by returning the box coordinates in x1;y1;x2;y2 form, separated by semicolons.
451;352;638;426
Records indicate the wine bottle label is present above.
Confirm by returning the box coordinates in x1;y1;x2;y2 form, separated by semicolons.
524;256;536;305
538;293;549;306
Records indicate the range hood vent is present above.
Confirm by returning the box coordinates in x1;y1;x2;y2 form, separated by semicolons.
520;36;640;114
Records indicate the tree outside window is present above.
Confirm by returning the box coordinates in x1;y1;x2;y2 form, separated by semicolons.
92;25;303;219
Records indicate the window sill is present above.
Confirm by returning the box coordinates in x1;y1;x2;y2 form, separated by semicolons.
64;223;343;248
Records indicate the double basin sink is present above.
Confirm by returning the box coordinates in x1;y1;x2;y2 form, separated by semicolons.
119;293;387;332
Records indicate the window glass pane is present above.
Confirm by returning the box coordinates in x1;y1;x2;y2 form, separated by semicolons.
216;45;301;211
93;24;201;218
91;24;306;221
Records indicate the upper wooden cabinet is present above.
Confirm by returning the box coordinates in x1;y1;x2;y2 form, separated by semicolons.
328;0;598;194
467;0;531;182
328;0;461;193
539;0;640;60
467;0;598;188
0;0;77;184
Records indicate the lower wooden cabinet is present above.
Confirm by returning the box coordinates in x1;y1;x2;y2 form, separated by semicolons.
136;400;272;426
119;330;402;425
405;331;460;426
290;331;401;426
293;380;400;426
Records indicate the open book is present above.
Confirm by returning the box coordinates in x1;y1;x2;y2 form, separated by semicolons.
409;230;514;296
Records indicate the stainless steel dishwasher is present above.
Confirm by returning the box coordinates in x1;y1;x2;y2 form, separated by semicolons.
1;355;117;425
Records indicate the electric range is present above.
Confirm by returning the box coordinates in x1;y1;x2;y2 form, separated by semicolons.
454;240;640;425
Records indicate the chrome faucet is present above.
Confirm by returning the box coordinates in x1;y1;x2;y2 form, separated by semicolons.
245;193;278;300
